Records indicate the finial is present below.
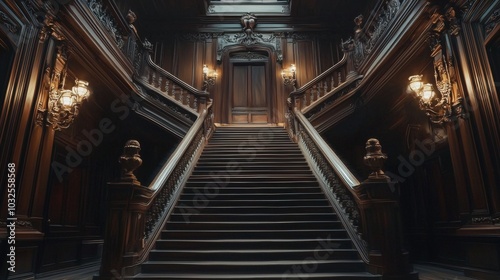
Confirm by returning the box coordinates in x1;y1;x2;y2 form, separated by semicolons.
119;139;142;185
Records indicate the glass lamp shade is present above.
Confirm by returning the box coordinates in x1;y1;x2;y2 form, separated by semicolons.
421;83;435;103
59;90;77;108
408;75;424;93
72;79;90;100
203;64;209;74
290;64;296;72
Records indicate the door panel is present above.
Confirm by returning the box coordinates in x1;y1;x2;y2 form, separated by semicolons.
231;64;268;124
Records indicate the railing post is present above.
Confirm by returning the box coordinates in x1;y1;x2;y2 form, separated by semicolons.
97;140;153;279
198;96;207;113
355;139;418;279
341;38;358;80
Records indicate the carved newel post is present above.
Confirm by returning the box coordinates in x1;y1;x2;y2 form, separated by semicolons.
97;140;153;279
355;139;418;279
363;138;388;180
119;139;142;185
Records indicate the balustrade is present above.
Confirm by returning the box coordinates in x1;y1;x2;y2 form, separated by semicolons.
98;106;214;279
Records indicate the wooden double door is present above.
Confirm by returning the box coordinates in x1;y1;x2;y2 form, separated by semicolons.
230;62;270;124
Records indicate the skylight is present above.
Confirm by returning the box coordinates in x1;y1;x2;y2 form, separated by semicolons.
206;0;291;16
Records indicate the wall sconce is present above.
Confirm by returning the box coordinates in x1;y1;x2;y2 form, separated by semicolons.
46;78;91;130
281;64;296;88
202;64;217;91
407;73;462;124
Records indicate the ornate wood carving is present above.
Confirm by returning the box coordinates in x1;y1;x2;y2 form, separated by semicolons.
485;7;500;37
217;32;283;63
0;10;19;33
86;0;126;49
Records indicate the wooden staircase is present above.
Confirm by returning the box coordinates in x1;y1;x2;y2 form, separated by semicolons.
130;126;380;279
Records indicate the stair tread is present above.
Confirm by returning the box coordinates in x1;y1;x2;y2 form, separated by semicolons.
143;260;364;265
128;272;380;279
136;127;375;279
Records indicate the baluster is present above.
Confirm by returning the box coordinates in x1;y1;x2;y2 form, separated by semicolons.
186;93;191;108
310;86;315;104
331;76;335;89
316;83;321;100
171;84;176;98
323;81;328;97
303;92;307;108
148;69;154;85
153;72;161;88
179;88;184;104
165;80;170;95
338;72;342;85
158;75;163;91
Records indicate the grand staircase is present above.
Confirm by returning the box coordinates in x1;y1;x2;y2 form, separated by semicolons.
132;126;380;279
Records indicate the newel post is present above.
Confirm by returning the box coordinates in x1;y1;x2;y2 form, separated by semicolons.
355;139;418;279
97;140;153;279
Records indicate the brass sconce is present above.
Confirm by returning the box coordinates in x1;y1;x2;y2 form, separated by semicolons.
406;7;465;124
281;64;296;88
46;77;91;130
202;64;217;91
407;70;462;124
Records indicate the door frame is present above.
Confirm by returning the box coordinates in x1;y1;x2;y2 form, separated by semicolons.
217;45;278;124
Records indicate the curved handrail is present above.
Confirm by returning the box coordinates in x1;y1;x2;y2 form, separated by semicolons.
289;53;347;97
145;54;209;98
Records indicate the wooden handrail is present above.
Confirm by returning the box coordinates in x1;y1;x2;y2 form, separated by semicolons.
290;107;368;263
144;54;209;98
294;108;360;188
149;107;208;192
289;53;347;97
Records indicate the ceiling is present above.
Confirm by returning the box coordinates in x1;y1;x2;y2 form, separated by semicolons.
116;0;377;38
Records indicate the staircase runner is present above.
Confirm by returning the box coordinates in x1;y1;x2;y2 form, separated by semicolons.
131;126;380;279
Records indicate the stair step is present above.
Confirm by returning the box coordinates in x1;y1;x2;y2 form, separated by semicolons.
173;205;335;214
161;229;347;239
165;220;341;230
141;260;366;274
176;199;330;207
149;248;358;261
127;272;380;279
155;238;354;250
134;127;378;279
182;186;322;194
179;193;325;200
168;212;336;222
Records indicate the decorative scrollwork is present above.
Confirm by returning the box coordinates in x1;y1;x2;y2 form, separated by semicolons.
298;126;361;232
0;10;19;33
86;0;125;49
144;130;204;239
347;0;402;69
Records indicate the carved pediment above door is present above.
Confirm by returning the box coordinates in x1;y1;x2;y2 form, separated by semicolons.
216;32;283;64
216;13;283;64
